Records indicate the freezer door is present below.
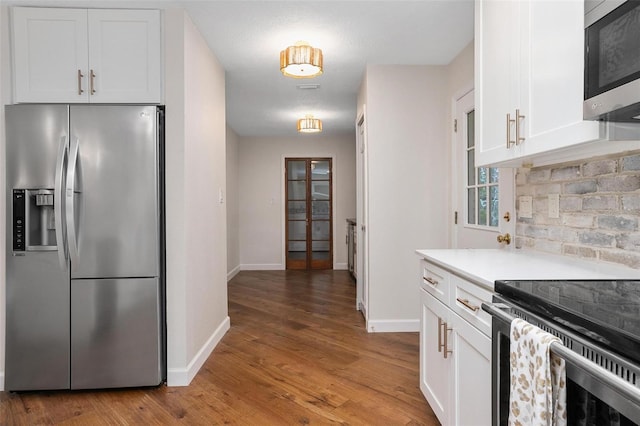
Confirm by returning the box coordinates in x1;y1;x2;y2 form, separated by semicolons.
5;253;70;390
6;104;69;189
5;104;71;391
69;105;159;279
71;278;162;389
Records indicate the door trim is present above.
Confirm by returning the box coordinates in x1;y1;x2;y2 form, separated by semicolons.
281;154;337;270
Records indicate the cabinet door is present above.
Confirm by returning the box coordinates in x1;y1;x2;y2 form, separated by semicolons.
420;289;451;425
519;0;600;156
450;313;491;426
12;7;89;103
87;9;161;103
475;0;521;166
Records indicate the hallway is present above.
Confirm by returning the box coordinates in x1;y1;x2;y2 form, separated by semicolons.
1;270;439;425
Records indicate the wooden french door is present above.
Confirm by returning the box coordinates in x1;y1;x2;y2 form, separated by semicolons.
285;158;333;270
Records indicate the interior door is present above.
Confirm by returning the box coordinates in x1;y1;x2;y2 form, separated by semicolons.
285;158;333;270
356;113;369;319
452;90;514;249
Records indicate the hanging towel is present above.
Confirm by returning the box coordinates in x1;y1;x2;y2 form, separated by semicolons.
509;318;567;426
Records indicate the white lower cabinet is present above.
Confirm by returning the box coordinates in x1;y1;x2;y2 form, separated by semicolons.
449;308;491;426
420;289;450;422
419;264;491;426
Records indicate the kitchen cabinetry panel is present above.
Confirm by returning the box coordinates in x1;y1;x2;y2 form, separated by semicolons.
12;7;161;104
475;0;608;167
87;9;161;103
420;260;449;304
12;8;88;103
450;313;491;426
475;0;521;165
419;289;449;424
452;275;492;336
519;0;601;157
418;260;491;426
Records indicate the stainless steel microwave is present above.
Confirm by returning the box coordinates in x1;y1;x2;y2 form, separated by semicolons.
584;0;640;121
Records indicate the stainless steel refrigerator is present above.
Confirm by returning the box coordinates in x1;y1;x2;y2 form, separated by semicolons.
5;104;165;391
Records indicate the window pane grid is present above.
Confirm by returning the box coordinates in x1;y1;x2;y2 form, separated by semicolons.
464;109;499;229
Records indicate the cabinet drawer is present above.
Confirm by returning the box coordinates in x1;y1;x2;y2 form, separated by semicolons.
451;276;492;337
420;260;449;304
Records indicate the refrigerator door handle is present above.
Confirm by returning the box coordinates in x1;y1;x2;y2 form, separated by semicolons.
54;135;69;269
66;136;80;268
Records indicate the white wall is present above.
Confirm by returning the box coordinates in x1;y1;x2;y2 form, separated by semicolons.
447;42;474;99
164;9;229;386
226;124;240;279
238;133;356;270
359;65;449;331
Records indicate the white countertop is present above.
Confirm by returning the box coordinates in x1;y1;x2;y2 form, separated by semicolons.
416;248;639;291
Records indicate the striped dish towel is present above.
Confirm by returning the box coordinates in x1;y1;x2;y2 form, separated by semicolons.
509;318;567;426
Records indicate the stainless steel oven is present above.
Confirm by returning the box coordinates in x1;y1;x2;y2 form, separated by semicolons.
483;280;640;426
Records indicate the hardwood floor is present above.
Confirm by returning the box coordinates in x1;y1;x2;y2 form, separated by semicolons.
1;270;439;425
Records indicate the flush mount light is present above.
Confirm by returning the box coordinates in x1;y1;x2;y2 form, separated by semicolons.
280;41;323;78
297;115;322;133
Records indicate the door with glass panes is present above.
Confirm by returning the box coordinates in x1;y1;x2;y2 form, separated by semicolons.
286;158;333;269
453;89;514;248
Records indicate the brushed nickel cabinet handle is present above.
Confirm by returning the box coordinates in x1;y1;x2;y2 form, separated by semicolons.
437;317;443;353
442;321;452;359
516;109;525;145
424;276;438;286
456;297;480;312
506;113;516;149
90;69;96;95
77;70;84;95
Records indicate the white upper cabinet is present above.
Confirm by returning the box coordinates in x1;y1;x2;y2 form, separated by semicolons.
475;0;605;167
87;10;161;103
12;7;161;104
475;0;522;165
12;8;89;103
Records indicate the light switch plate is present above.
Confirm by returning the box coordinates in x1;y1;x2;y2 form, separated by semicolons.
519;196;533;218
548;194;560;219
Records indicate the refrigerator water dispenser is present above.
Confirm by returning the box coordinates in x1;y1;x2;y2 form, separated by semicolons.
13;188;58;251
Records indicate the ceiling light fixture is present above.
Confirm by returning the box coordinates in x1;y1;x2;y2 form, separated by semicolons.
280;41;323;78
297;115;322;133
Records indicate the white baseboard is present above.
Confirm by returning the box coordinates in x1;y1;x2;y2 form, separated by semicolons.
240;263;350;271
227;265;240;281
366;319;419;333
167;316;230;387
240;264;284;271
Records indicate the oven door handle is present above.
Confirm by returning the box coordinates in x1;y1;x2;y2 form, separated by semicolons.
482;302;640;411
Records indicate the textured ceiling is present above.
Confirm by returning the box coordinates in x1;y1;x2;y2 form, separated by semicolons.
5;0;475;137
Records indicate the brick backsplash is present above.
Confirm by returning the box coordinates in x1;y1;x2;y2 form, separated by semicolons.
515;150;640;269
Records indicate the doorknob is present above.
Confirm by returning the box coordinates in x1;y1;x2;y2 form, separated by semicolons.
497;233;511;245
